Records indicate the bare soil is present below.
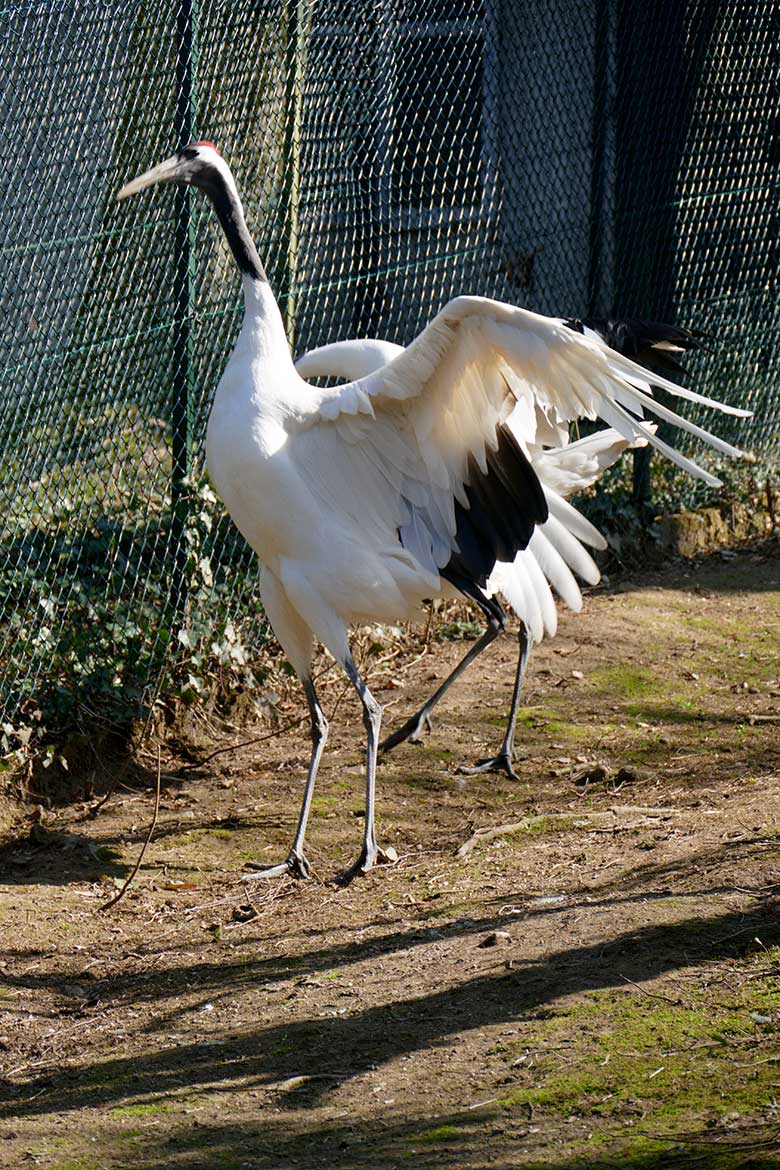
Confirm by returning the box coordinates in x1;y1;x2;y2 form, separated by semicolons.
1;543;779;1170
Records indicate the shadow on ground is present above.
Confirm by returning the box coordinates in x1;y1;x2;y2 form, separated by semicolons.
1;894;778;1168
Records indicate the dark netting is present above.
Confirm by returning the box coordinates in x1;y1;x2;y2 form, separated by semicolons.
0;0;776;733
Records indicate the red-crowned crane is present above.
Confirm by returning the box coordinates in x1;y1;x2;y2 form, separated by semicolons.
294;323;700;778
117;143;750;879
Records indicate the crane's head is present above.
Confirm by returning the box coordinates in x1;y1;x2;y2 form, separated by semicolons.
117;140;266;280
116;141;226;201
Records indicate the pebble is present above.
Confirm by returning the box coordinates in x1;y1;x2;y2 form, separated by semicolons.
478;930;512;948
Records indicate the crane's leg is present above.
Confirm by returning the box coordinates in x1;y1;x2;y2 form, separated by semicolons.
457;624;532;780
380;592;507;755
244;677;327;880
339;655;395;880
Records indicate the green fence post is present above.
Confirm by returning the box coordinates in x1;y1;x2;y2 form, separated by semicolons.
588;0;611;319
615;0;688;522
280;0;308;350
171;0;199;616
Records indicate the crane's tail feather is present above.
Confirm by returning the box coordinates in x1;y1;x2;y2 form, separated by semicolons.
539;514;602;586
545;490;608;551
528;529;583;614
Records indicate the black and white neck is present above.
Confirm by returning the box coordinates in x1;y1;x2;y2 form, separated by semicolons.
117;140;267;283
181;143;267;282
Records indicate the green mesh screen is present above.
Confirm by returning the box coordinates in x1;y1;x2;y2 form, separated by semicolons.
1;0;776;733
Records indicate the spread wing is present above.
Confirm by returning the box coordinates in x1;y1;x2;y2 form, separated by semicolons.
300;296;750;490
289;311;551;585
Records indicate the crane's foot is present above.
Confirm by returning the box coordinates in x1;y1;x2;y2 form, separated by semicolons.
457;751;519;781
379;711;433;754
335;842;397;885
242;848;311;881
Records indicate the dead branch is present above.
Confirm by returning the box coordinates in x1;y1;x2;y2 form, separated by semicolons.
173;716;306;775
457;806;678;857
100;745;162;911
620;974;683;1006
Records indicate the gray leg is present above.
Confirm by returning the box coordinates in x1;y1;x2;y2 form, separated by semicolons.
340;656;394;879
458;624;532;780
244;677;327;880
380;614;504;754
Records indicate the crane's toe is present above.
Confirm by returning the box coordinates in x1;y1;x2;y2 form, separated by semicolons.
242;849;312;881
457;752;519;780
335;843;397;884
380;711;433;754
409;712;434;743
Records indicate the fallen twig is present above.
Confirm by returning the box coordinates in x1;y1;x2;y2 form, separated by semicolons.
458;817;548;857
457;806;677;857
620;974;683;1006
640;1126;780;1151
174;717;306;774
101;746;162;911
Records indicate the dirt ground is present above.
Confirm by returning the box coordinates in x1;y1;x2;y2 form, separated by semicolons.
1;542;779;1170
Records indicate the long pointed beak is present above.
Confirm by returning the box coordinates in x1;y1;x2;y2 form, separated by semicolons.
116;154;185;201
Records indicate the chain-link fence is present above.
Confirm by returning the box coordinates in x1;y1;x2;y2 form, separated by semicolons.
1;0;777;737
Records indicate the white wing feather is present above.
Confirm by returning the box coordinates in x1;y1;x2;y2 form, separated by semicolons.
296;339;404;381
303;298;749;491
533;428;639;496
545;491;608;551
294;304;750;641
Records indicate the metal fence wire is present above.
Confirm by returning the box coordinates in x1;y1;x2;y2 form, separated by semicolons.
1;0;777;735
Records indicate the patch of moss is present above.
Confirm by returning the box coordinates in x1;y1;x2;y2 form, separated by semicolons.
110;1100;178;1118
523;815;582;836
165;829;203;848
44;1163;98;1170
311;795;339;811
402;743;454;761
515;706;560;727
590;664;658;700
512;707;592;740
415;899;470;923
494;969;778;1136
498;1069;604;1114
406;1124;463;1144
237;848;263;861
401;772;451;792
627;693;697;718
92;844;123;863
172;1151;240;1170
437;620;484;641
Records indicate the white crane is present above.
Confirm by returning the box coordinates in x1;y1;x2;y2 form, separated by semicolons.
117;142;750;879
294;323;699;778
